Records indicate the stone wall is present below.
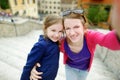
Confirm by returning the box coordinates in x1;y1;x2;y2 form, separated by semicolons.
0;20;42;37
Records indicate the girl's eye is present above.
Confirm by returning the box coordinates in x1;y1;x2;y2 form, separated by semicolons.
59;31;63;33
51;30;56;32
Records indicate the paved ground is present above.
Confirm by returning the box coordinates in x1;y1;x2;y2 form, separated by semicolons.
0;30;118;80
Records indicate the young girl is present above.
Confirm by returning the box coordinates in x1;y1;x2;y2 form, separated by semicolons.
20;14;63;80
30;9;120;80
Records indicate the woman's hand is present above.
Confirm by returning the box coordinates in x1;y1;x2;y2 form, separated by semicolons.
111;0;120;38
30;63;43;80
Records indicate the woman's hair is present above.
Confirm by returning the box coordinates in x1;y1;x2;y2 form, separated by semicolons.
62;9;88;29
63;13;86;24
43;14;63;38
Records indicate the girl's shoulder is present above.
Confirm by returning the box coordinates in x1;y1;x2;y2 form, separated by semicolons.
33;35;47;48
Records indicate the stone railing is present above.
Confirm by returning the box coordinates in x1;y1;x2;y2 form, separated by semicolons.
0;19;42;37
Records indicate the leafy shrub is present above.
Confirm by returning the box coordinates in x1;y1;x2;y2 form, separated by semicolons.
87;5;109;25
0;0;10;9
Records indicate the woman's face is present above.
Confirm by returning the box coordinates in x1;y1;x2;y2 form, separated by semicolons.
64;19;85;43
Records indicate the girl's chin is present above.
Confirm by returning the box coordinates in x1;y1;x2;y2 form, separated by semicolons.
51;39;58;42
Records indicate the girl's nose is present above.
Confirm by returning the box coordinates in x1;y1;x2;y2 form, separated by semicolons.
54;33;59;37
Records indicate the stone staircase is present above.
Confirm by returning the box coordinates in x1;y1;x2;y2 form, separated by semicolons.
0;30;118;80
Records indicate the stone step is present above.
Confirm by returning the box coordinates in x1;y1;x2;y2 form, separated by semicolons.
0;60;21;80
87;58;118;80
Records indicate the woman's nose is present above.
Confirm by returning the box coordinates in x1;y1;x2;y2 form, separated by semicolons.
70;29;75;35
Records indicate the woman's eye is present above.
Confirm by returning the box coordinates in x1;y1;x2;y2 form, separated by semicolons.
65;28;70;30
74;26;79;28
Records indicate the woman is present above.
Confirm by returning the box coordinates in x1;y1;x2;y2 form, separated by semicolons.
30;9;120;80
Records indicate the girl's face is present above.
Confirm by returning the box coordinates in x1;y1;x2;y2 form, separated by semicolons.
46;23;63;42
64;19;85;43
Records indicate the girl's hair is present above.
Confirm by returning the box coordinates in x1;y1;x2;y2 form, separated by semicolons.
43;14;63;38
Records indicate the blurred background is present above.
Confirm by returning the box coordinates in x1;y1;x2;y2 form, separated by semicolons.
0;0;120;80
0;0;113;29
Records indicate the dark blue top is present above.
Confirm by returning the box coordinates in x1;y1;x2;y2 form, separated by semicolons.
64;37;90;70
20;35;60;80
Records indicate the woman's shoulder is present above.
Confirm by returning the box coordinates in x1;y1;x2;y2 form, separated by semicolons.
84;29;95;36
85;29;105;36
59;37;66;44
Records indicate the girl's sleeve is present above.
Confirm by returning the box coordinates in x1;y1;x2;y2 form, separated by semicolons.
20;42;45;80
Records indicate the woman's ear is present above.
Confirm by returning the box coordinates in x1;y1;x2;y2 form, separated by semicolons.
83;23;89;34
84;23;89;30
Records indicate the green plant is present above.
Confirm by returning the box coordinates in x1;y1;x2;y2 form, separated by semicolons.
87;5;109;25
0;0;10;9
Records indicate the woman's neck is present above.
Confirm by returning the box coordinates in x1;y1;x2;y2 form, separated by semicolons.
67;38;83;46
67;38;84;53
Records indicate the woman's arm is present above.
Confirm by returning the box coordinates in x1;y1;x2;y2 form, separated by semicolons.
111;0;120;40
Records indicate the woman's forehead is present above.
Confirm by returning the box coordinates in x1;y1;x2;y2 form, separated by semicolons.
64;19;81;24
64;19;83;27
64;18;80;22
